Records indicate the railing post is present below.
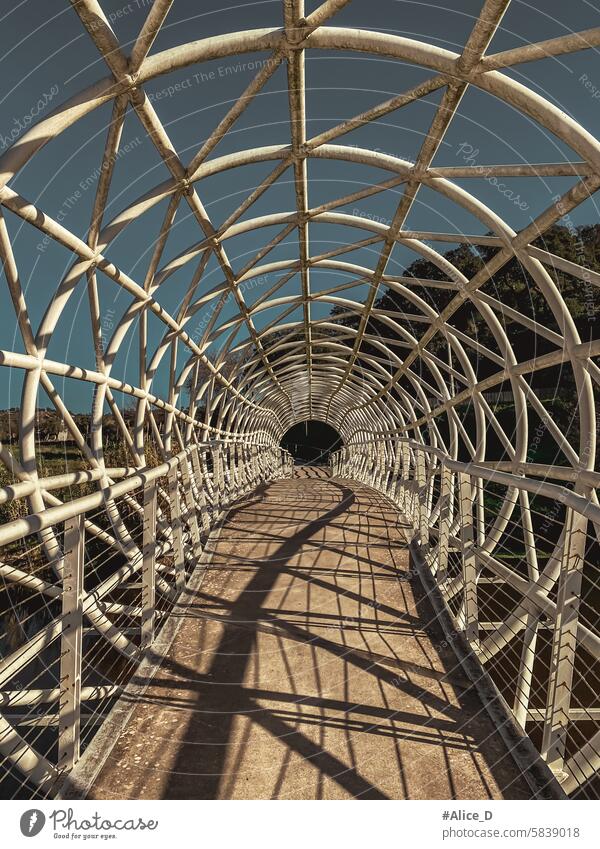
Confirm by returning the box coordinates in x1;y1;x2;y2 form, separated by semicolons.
141;478;157;651
436;465;452;582
241;445;250;488
541;507;587;775
514;613;539;729
416;450;428;546
58;514;84;772
221;444;230;500
458;471;479;647
199;446;216;505
365;444;373;487
389;443;401;503
226;444;234;494
398;443;410;512
181;452;203;550
409;449;418;523
371;443;379;489
360;446;368;483
168;465;186;593
513;489;540;729
230;443;239;496
476;476;485;547
190;445;211;532
376;441;385;491
244;445;251;487
211;447;222;501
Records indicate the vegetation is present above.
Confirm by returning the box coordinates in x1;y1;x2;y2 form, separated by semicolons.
329;223;600;462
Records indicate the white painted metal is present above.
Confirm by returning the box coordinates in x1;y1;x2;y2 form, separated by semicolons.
331;439;599;795
58;515;84;772
0;0;598;798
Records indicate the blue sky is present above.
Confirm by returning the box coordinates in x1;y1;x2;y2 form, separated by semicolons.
1;0;599;410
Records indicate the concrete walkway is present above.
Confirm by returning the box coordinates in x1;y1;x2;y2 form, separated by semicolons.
89;470;531;799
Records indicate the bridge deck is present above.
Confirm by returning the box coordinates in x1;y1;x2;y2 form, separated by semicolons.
88;470;531;800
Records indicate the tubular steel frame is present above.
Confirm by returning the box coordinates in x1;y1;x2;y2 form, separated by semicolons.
0;0;599;798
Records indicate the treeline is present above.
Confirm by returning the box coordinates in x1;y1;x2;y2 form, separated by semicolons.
0;407;168;445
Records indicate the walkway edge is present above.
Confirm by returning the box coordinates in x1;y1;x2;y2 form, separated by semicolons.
409;538;568;801
54;506;232;801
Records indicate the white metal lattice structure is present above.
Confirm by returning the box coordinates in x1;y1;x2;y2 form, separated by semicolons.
0;0;599;798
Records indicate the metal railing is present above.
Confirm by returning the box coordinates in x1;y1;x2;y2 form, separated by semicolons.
330;440;600;798
0;440;292;797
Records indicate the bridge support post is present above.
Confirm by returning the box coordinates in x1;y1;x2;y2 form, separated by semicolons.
416;450;429;547
436;465;452;582
371;443;378;488
397;443;410;512
239;445;249;490
410;449;419;528
168;465;186;593
141;478;157;651
199;446;216;506
181;452;203;556
376;441;386;491
211;448;223;502
390;443;402;504
58;514;84;772
514;613;539;729
251;445;259;486
230;443;239;495
513;490;540;729
191;445;212;531
458;472;479;648
476;477;485;547
541;508;587;775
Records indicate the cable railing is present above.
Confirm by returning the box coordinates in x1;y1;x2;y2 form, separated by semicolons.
330;439;600;798
0;440;293;798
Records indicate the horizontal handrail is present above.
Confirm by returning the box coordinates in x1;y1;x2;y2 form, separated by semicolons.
0;440;279;547
0;439;293;795
330;436;600;796
331;439;599;522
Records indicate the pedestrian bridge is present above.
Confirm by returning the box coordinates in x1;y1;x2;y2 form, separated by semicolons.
0;0;599;800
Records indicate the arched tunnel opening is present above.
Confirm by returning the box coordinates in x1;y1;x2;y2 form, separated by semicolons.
1;0;599;806
280;420;343;465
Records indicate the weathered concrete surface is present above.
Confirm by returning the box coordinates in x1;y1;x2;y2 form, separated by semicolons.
89;471;531;799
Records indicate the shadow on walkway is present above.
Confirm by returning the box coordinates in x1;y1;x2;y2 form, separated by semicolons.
88;473;533;800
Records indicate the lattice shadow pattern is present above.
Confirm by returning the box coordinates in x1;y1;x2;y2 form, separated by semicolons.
0;0;599;799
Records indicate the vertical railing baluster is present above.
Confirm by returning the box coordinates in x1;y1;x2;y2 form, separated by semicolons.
141;478;157;651
376;441;385;491
58;514;84;772
240;445;249;489
398;442;410;513
389;443;401;505
370;443;377;488
513;489;540;729
190;445;211;532
168;465;186;593
181;453;202;553
436;465;452;583
476;476;485;547
200;446;216;505
458;471;479;647
416;450;428;546
211;447;222;503
221;444;230;501
230;443;239;496
514;614;539;730
542;507;587;775
426;457;435;516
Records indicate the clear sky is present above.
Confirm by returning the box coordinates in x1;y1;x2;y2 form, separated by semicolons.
1;0;599;411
